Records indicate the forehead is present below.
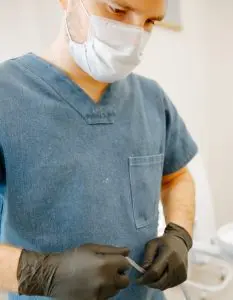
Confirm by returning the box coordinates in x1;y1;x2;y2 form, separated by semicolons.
100;0;166;16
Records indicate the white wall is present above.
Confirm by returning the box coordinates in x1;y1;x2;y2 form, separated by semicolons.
0;0;232;227
0;0;62;61
203;0;233;227
138;0;233;227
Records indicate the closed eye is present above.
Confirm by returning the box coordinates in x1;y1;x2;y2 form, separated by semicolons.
146;19;156;25
150;15;165;23
107;5;127;15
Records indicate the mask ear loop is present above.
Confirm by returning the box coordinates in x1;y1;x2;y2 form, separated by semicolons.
65;0;94;75
65;14;72;41
79;0;90;17
65;0;89;42
77;0;96;75
65;0;74;42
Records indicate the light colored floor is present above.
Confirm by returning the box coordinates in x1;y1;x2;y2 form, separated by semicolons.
165;258;233;300
165;283;233;300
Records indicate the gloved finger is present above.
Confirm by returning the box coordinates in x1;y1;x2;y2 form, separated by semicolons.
137;248;170;285
82;244;130;256
108;255;131;273
115;274;130;289
167;264;187;288
148;269;169;291
142;240;160;269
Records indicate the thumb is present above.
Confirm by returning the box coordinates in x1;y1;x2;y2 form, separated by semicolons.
142;239;160;269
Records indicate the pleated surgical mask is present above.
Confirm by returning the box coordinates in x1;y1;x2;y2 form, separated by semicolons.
66;0;151;83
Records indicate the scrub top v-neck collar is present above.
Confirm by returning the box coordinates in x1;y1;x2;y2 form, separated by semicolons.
19;53;128;125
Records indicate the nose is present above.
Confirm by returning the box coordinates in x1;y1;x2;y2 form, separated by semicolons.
127;13;153;31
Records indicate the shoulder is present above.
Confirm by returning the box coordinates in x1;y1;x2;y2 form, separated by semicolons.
0;56;26;89
0;56;21;77
0;56;34;119
0;59;16;105
124;73;169;115
0;55;34;103
127;73;164;98
129;74;180;113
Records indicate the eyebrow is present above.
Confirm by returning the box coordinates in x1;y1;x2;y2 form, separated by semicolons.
151;15;165;22
102;0;165;21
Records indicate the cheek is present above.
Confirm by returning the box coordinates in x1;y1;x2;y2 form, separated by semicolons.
67;8;90;43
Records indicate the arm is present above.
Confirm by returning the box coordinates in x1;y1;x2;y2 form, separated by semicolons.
0;244;130;297
137;89;197;290
137;169;195;289
0;245;21;292
161;167;195;237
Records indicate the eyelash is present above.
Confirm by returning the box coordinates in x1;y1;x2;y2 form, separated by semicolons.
107;5;156;25
147;19;156;25
108;5;126;15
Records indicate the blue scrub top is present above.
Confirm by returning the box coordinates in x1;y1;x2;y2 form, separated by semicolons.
0;53;197;300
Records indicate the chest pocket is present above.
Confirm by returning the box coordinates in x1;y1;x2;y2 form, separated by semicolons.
129;154;164;229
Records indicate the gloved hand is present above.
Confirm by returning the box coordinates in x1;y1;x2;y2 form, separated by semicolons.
17;244;130;300
137;223;193;291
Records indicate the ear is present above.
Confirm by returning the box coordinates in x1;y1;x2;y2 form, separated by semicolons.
59;0;69;10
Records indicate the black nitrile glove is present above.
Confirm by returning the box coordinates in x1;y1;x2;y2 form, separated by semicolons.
137;223;193;291
17;244;130;300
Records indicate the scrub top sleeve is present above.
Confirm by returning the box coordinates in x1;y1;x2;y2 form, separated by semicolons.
162;92;198;176
0;185;3;235
0;145;5;183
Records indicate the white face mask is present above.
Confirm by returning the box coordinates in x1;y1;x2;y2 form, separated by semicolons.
66;0;151;83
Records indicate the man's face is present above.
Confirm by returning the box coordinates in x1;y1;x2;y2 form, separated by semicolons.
61;0;165;43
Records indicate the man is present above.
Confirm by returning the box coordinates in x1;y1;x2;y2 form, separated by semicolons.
0;0;197;299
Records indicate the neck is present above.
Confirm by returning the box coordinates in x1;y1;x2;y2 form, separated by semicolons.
40;35;109;103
